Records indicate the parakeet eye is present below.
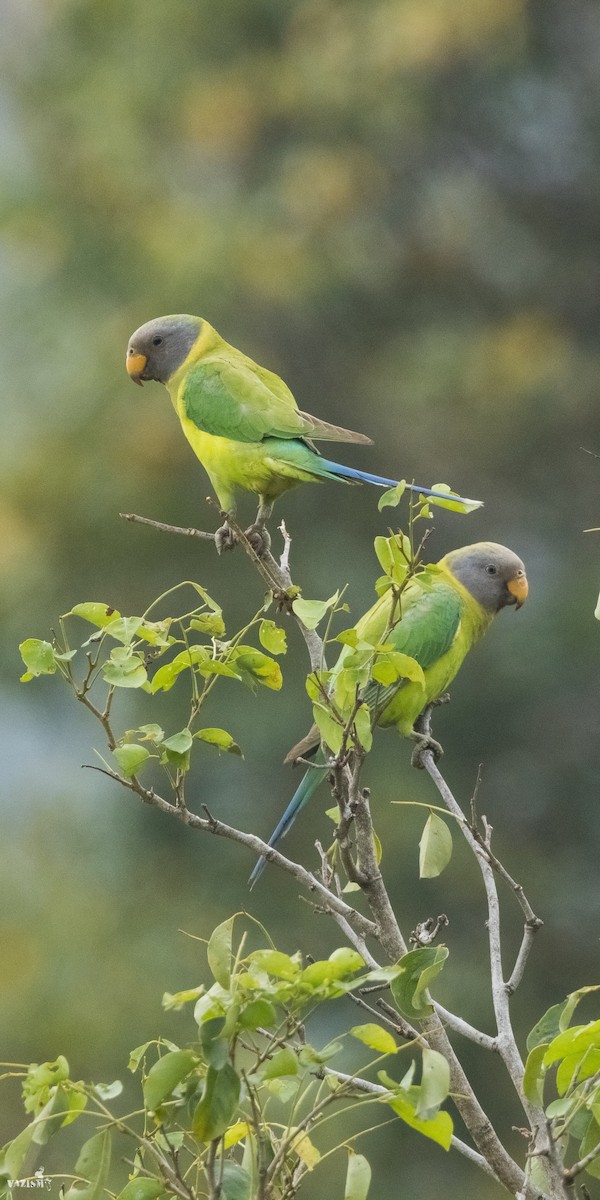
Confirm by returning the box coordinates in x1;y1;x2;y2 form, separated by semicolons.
152;335;163;347
486;565;497;575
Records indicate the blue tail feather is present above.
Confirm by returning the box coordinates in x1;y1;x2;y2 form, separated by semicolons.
319;459;479;507
249;764;323;888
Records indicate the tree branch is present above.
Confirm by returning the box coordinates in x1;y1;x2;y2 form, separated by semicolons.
120;509;324;672
83;764;376;940
417;711;570;1200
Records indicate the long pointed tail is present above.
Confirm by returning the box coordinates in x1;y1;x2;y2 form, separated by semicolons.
318;459;481;509
248;764;324;888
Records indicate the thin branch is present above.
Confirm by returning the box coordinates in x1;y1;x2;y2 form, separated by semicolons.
83;764;376;941
323;1070;502;1184
417;711;569;1200
120;512;216;540
332;761;527;1195
433;1003;498;1053
467;819;543;996
564;1138;600;1182
121;509;325;673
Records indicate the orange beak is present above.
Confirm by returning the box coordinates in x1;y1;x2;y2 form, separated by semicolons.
507;573;528;608
126;351;147;386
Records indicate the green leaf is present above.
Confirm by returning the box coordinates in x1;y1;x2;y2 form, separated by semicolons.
19;638;57;681
417;1048;450;1118
69;602;120;628
329;947;365;972
1;1122;36;1180
31;1086;74;1144
291;1131;321;1168
523;1044;547;1105
344;1150;371;1200
138;724;165;743
102;647;147;689
143;1050;197;1111
390;946;449;1020
265;1077;300;1103
161;727;193;770
248;950;300;980
64;1130;111;1200
194;728;242;756
350;1024;397;1055
128;1042;152;1073
354;703;373;752
238;999;277;1030
199;1018;229;1069
208;916;234;988
377;481;407;511
425;484;482;514
556;1052;585;1097
579;1118;600;1179
385;1090;453;1149
233;647;283;691
373;531;411;581
117;1180;165;1200
189;611;226;636
313;703;343;756
371;659;398;685
113;744;151;778
260;1048;299;1080
419;812;453;878
92;1080;122;1101
527;1002;569;1052
162;729;193;755
102;616;145;645
292;592;340;630
193;1063;241;1142
149;658;192;693
136;619;173;647
221;1162;251;1200
544;1022;600;1068
223;1121;250;1149
259;620;287;655
388;652;425;686
334;628;360;648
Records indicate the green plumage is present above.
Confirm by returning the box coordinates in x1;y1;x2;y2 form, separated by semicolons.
249;541;527;884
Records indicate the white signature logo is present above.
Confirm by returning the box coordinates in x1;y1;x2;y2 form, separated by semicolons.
7;1168;52;1190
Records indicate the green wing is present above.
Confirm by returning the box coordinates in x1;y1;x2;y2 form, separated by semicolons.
362;580;463;714
182;354;373;446
183;355;307;444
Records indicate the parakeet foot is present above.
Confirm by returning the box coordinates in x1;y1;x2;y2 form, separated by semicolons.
244;522;272;557
215;523;238;554
410;733;444;770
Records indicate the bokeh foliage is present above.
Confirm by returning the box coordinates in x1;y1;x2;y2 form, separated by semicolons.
2;0;600;1195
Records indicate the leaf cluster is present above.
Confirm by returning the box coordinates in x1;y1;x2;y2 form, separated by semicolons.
0;919;455;1200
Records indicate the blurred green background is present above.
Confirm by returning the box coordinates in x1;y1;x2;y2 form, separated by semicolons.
1;0;599;1194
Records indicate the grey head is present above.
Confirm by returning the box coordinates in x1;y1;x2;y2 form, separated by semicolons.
126;314;203;385
441;542;528;611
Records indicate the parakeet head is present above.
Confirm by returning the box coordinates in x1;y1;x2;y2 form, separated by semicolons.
441;542;528;611
126;314;203;385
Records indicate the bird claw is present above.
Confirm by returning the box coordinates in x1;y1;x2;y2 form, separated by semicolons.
244;522;271;557
215;523;238;554
411;733;444;770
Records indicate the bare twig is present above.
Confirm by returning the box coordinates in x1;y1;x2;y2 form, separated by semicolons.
433;1004;498;1053
563;1138;600;1183
83;763;376;940
120;512;216;540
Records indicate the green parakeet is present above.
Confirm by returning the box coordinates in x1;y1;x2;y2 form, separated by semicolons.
126;314;481;549
249;541;528;885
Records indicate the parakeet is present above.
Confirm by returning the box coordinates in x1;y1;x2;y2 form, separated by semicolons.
126;314;481;551
249;542;527;885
